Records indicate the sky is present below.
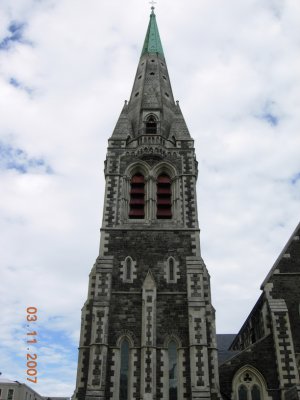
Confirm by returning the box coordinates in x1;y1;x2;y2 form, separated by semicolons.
0;0;299;396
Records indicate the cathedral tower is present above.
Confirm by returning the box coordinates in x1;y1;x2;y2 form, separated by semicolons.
74;9;221;400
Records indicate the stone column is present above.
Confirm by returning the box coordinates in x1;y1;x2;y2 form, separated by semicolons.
147;175;156;221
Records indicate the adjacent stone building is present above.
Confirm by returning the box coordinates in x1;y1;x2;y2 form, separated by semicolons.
218;222;300;400
73;8;300;400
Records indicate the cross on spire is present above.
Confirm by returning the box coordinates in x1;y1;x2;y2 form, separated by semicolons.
149;0;157;11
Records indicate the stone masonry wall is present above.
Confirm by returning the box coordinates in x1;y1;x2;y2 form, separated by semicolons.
101;229;203;399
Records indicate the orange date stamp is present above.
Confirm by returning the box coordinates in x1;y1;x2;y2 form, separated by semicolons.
26;307;38;383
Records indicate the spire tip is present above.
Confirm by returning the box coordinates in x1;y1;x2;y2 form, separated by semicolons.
149;1;157;13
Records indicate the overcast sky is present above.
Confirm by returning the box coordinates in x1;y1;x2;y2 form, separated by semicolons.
0;0;299;396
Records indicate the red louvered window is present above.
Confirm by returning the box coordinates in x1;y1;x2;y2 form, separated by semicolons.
157;174;172;219
129;173;145;219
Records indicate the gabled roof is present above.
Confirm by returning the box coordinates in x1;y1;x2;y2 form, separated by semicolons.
261;221;300;288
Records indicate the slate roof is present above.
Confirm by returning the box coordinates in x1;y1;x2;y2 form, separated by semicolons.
217;334;239;364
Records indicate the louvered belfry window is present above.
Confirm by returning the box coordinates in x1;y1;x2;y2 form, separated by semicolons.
129;173;145;219
157;174;172;219
145;115;157;134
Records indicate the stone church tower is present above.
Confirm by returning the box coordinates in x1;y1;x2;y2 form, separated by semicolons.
74;8;221;400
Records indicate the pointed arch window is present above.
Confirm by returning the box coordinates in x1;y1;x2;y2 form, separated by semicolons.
119;339;130;400
165;257;179;283
237;384;261;400
238;385;247;400
126;258;132;281
169;258;175;282
168;341;178;400
129;173;145;219
145;115;157;134
251;385;261;400
234;369;266;400
157;174;172;219
121;256;136;283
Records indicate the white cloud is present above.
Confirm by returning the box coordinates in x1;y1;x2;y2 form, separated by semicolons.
0;0;299;395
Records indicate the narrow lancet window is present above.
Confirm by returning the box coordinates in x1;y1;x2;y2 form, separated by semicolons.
251;385;261;400
168;341;178;400
146;115;157;134
238;385;247;400
126;258;131;281
157;174;172;219
129;173;145;219
119;339;129;400
169;258;175;281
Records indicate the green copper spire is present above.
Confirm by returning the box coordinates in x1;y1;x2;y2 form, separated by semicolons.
141;7;164;57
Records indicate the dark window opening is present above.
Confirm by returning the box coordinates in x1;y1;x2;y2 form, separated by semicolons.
135;92;139;97
157;174;172;219
238;385;247;400
119;339;129;400
168;341;178;400
8;390;14;400
165;92;170;97
126;258;131;280
129;173;145;219
163;75;167;80
138;75;142;79
150;72;155;76
151;59;155;62
169;258;175;281
251;385;261;400
146;116;157;134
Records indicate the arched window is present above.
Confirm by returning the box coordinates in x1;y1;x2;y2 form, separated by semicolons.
237;384;261;400
126;258;131;281
233;368;267;400
168;341;178;400
169;258;175;282
145;115;157;134
129;173;145;219
119;339;130;400
238;385;247;400
251;385;261;400
165;257;179;283
121;256;136;283
157;174;172;219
